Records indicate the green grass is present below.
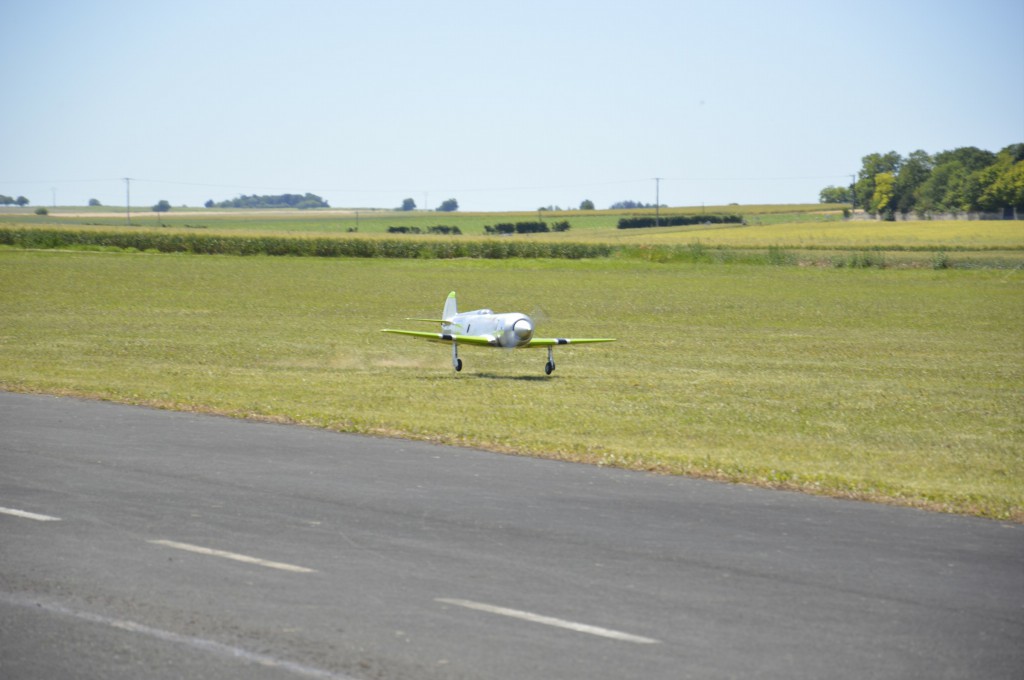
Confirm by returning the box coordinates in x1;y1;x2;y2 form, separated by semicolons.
2;250;1021;520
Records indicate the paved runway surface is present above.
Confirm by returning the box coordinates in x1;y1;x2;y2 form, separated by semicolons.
2;391;1021;679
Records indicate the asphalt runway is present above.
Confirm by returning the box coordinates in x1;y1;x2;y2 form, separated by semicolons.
1;391;1021;679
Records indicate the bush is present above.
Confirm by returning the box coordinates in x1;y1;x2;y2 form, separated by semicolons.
833;252;887;269
484;221;550;234
388;226;462;235
767;246;797;266
617;214;742;229
932;252;952;270
427;225;461;235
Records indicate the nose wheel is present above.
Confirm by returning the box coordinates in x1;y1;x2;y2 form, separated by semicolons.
544;347;556;375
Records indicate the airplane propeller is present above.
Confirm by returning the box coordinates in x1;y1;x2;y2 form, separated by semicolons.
529;305;550;327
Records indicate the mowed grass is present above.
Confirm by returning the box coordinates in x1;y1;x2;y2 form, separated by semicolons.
1;251;1021;520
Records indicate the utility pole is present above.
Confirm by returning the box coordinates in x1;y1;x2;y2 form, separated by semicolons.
124;178;132;225
654;177;662;227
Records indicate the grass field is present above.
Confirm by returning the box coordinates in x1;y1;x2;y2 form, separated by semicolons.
2;250;1021;520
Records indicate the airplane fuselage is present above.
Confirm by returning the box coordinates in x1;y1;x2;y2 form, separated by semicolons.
444;310;535;348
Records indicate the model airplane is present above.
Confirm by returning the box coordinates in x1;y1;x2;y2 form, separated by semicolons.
382;291;615;374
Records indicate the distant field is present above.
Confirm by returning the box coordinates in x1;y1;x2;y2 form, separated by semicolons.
2;250;1021;520
614;218;1024;249
3;203;1021;269
0;203;844;235
3;204;1020;254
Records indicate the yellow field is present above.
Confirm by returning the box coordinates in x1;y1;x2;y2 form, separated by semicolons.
596;219;1024;249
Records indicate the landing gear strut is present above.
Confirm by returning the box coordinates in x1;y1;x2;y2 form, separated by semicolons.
544;346;556;375
452;342;462;372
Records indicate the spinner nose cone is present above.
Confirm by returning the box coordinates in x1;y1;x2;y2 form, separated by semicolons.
512;318;534;344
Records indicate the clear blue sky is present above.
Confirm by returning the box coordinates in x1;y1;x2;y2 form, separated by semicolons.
3;0;1022;211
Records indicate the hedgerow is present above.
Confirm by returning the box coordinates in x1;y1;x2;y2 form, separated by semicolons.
0;228;611;260
617;214;743;229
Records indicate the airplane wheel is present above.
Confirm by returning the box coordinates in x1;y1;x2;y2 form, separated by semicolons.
455;359;463;372
545;361;554;375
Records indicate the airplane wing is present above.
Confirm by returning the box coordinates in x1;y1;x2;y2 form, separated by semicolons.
382;329;615;347
526;337;616;347
380;329;498;346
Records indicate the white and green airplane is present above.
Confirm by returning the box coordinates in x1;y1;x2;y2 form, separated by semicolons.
382;291;615;374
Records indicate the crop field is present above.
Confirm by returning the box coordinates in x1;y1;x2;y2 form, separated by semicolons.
613;218;1024;249
2;248;1021;520
4;204;1021;262
1;203;843;235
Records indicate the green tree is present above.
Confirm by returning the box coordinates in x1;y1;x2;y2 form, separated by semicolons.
894;150;932;215
152;200;171;213
933;164;967;212
579;199;595;210
15;196;29;207
933;146;995;173
88;198;102;207
977;151;1024;214
855;151;901;215
870;172;897;219
437;198;459;212
400;197;416;211
818;185;851;203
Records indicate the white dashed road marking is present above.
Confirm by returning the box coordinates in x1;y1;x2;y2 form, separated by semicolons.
0;592;357;680
436;598;660;644
148;540;316;573
0;506;61;521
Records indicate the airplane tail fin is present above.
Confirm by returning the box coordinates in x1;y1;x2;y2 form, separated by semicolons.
442;291;457;322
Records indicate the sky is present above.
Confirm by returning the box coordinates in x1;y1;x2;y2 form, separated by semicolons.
3;0;1022;212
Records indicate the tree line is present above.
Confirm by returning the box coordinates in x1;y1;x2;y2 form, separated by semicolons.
820;144;1023;219
397;198;459;212
205;193;330;209
0;227;611;259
